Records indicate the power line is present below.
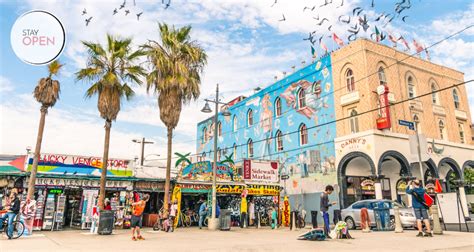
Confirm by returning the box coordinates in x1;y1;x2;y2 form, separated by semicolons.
150;79;473;162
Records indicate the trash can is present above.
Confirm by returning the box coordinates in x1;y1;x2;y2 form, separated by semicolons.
311;211;318;228
220;209;232;231
98;210;114;235
373;202;391;231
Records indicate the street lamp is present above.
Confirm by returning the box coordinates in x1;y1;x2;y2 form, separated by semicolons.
132;138;155;166
201;83;230;230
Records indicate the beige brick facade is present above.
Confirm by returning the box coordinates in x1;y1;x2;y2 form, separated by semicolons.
331;39;473;145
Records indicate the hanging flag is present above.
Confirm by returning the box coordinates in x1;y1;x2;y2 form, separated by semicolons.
332;33;344;47
375;26;381;42
413;39;424;53
434;179;443;193
311;45;317;58
398;36;410;51
320;38;328;53
388;32;398;47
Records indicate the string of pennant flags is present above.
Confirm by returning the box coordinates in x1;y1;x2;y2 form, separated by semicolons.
311;26;430;61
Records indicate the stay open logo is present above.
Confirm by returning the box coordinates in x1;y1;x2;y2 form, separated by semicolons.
10;10;66;65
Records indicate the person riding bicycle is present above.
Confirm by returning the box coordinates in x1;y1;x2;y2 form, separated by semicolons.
0;192;20;239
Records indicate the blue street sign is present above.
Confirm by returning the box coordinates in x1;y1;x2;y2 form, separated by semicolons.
398;120;415;130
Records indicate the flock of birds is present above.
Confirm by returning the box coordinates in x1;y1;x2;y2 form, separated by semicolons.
83;0;172;26
273;0;414;48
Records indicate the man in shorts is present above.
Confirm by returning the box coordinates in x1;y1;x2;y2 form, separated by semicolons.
406;180;432;237
131;194;149;241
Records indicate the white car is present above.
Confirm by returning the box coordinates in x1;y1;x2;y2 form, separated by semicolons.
341;199;416;230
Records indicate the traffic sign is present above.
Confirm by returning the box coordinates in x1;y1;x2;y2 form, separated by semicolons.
398;120;415;130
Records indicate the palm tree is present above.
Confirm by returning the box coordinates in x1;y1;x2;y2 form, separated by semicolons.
76;34;146;210
27;60;63;200
174;152;192;168
144;23;207;212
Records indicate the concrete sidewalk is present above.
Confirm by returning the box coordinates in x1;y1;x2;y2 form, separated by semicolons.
0;227;472;252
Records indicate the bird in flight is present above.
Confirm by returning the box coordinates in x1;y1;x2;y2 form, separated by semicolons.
119;0;126;10
338;15;350;24
113;8;118;15
316;18;329;26
359;15;369;31
303;6;316;11
352;7;363;16
279;14;286;22
125;9;130;15
337;0;344;8
271;0;277;7
85;16;93;26
164;1;171;9
82;8;87;15
320;0;332;7
402;15;408;22
371;0;375;8
136;12;143;20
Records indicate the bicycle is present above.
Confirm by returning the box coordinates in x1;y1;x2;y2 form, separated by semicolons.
296;209;307;229
0;210;25;239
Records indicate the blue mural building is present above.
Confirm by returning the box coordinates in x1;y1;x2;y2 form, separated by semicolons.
196;55;338;214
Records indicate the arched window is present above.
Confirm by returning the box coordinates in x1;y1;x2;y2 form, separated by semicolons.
431;82;439;105
378;67;387;85
346;69;355;92
438;120;446;140
458;122;465;144
202;127;207;143
349;109;359;133
247;139;254;158
299;124;308;146
275;97;282;117
276;130;283;151
233;144;237;159
233;115;237;132
247;109;253;126
297;89;306;109
407;76;415;99
217;121;222;137
453;89;460;109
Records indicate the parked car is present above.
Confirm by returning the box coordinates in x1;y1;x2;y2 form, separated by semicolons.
341;199;416;230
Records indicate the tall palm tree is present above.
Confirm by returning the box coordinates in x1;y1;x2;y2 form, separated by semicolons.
27;60;63;200
144;23;207;212
76;34;146;210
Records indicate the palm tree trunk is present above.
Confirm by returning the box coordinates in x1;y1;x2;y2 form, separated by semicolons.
27;105;48;200
163;127;173;214
98;120;112;210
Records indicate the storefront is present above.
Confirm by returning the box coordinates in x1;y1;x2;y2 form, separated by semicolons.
133;180;166;227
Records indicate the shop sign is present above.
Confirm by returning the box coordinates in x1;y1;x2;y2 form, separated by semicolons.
178;161;242;183
360;179;375;191
32;178;133;189
134;181;165;192
27;153;133;177
338;137;367;152
376;85;391;130
179;183;211;193
246;184;281;196
216;185;244;194
243;160;279;183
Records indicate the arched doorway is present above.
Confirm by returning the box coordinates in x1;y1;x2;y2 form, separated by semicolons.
377;151;411;205
338;152;376;208
438;158;462;193
463;161;474;210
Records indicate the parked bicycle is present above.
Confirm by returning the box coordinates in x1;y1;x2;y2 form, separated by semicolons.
296;208;307;229
0;210;24;239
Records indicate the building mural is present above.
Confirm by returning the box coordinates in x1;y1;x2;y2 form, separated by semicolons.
196;55;337;196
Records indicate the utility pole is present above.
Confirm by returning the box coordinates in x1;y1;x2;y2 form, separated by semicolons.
414;122;425;187
132;138;154;166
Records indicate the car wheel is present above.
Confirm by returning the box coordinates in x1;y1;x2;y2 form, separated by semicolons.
345;217;356;230
389;216;395;230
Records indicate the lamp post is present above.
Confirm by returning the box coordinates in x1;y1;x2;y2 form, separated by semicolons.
201;83;231;230
132;138;155;166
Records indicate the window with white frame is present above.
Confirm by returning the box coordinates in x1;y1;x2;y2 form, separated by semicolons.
297;89;306;109
453;89;460;109
233;115;237;132
275;97;282;117
217;121;222;137
247;109;253;126
431;83;439;105
247;139;254;158
276;130;283;151
438;120;446;140
299;124;308;146
233;144;237;159
378;67;387;85
202;127;207;143
407;76;415;99
458;122;465;143
349;109;359;133
346;68;355;92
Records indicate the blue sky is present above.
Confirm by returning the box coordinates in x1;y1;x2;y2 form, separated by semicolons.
0;0;473;161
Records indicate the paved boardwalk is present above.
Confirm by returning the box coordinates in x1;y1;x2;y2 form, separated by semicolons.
0;227;473;252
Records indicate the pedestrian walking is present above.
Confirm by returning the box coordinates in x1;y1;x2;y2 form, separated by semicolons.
131;194;149;241
169;200;178;232
0;191;20;239
198;198;208;229
320;185;336;236
406;180;432;237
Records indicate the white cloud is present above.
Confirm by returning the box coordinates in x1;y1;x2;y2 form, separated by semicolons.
0;76;14;93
